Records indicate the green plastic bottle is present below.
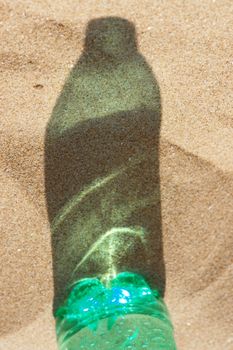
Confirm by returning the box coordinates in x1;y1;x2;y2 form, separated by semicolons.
56;271;176;349
46;17;177;350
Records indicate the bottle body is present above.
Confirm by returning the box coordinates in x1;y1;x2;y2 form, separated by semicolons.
56;271;177;350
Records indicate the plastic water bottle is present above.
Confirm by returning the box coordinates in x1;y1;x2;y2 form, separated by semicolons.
56;270;176;349
46;17;177;350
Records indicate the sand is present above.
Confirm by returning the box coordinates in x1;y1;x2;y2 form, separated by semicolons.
1;0;233;349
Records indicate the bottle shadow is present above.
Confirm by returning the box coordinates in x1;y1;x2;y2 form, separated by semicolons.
44;17;165;313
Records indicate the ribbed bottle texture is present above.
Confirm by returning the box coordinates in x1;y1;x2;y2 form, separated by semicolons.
56;272;177;349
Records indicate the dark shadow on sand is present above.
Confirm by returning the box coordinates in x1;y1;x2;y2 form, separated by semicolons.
44;17;165;313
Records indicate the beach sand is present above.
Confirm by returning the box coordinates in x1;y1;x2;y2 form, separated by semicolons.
1;1;233;349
